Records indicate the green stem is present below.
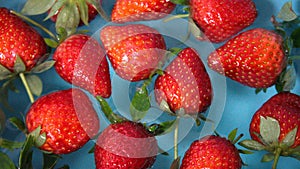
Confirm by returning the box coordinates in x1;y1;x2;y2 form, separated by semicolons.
272;147;282;169
19;73;34;103
174;116;180;160
289;55;300;60
10;10;57;40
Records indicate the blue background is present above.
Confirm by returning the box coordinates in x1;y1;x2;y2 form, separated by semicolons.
0;0;299;169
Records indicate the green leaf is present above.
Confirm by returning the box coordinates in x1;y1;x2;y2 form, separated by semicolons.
238;139;266;151
14;55;26;73
169;157;180;169
26;75;43;97
43;153;61;169
9;117;26;132
55;2;80;35
31;60;55;74
170;0;189;5
21;0;56;15
0;152;16;169
0;64;13;81
148;120;176;136
44;38;59;48
259;116;280;145
77;0;89;25
291;27;300;48
281;126;297;147
228;128;238;142
261;153;275;162
0;138;24;150
277;1;298;22
19;135;34;169
238;149;254;154
130;86;151;122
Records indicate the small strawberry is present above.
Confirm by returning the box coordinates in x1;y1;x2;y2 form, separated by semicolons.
100;24;167;82
189;0;257;43
208;28;286;89
94;121;158;169
111;0;176;23
0;7;47;71
26;88;100;154
180;134;243;169
240;92;300;169
53;34;111;98
155;47;212;115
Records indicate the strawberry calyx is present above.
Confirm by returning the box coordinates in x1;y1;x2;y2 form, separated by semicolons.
239;116;299;169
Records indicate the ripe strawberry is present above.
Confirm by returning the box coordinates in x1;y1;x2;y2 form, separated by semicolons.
94;121;158;169
180;135;242;169
25;88;100;154
53;34;111;98
0;7;47;71
155;47;212;115
208;28;286;89
100;24;166;82
111;0;176;23
190;0;257;43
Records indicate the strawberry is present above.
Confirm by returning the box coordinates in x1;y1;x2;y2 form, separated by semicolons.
239;92;300;168
25;88;100;154
0;7;47;71
94;121;158;169
154;47;212;115
111;0;176;23
189;0;257;43
53;34;111;98
180;135;242;169
100;24;167;82
208;28;286;89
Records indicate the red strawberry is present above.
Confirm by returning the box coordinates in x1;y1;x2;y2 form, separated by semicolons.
26;88;100;154
155;47;212;115
0;7;47;71
94;121;158;169
100;24;166;82
111;0;176;23
208;28;286;89
190;0;257;43
180;135;242;169
53;34;111;98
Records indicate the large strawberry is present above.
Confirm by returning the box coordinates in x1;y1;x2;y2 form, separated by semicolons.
0;7;47;72
240;92;300;169
100;24;166;82
53;34;111;98
94;121;158;169
155;47;212;115
208;28;286;89
180;134;242;169
26;88;100;154
111;0;176;23
189;0;257;43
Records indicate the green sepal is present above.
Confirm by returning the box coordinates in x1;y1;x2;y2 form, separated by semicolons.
43;153;61;169
159;99;174;115
170;0;189;5
158;146;169;156
77;0;89;25
281;126;297;147
44;0;67;21
238;139;266;151
26;75;43;97
0;138;24;150
14;55;26;73
238;149;253;154
261;153;275;162
130;85;151;122
0;64;13;81
88;145;95;154
44;38;59;48
148;119;176;136
28;126;46;148
291;27;300;48
277;1;298;22
276;64;296;92
9;117;26;133
255;88;267;94
0;152;16;169
228;128;238;142
55;2;80;35
87;0;110;21
169;157;180;169
30;60;56;74
58;165;70;169
259;116;280;145
21;0;56;15
188;18;203;40
18;135;34;169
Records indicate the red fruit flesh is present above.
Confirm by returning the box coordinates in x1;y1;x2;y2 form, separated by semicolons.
250;92;300;148
94;121;158;169
53;34;111;98
26;88;100;154
155;48;212;114
208;28;286;88
190;0;257;43
180;135;242;169
100;24;166;81
0;8;47;71
111;0;176;23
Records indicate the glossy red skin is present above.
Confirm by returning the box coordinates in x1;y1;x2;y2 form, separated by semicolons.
250;92;300;148
53;34;111;98
0;8;47;71
26;89;100;154
100;24;166;82
94;121;158;169
208;28;286;88
190;0;257;43
181;135;242;169
155;48;213;114
111;0;176;23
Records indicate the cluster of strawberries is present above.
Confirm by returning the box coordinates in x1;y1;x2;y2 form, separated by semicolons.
0;0;299;169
